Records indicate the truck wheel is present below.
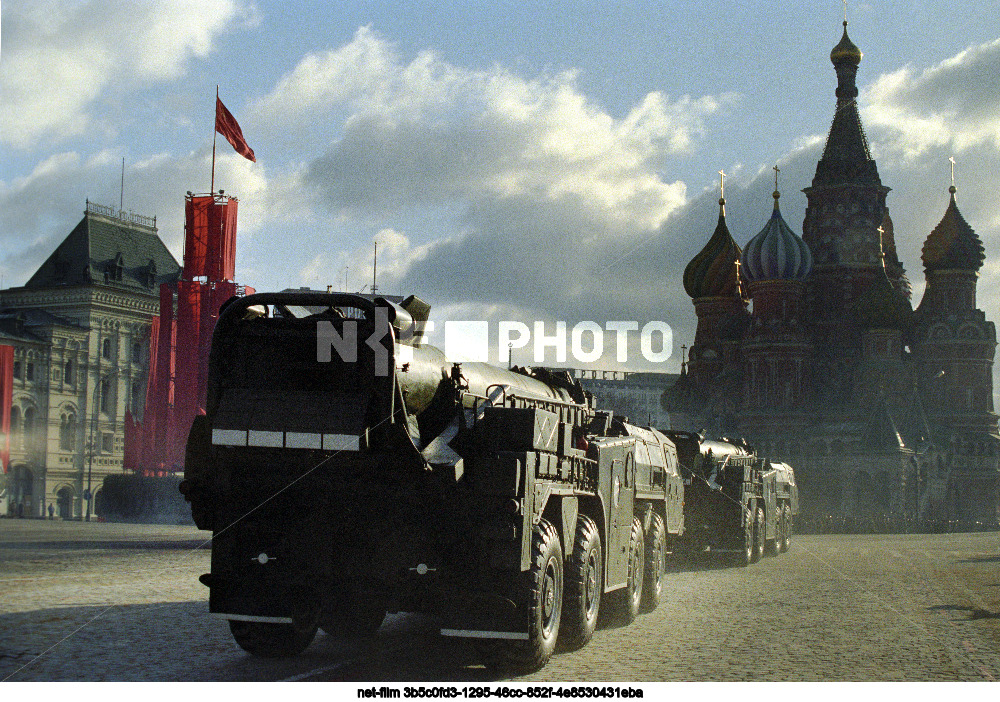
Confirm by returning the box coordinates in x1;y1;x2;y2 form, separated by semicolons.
228;620;317;658
733;504;754;567
780;505;793;553
764;506;779;557
607;517;644;626
482;518;563;673
776;504;788;554
640;513;665;613
559;515;602;651
751;506;765;563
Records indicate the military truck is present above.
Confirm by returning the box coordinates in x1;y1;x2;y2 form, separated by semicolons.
662;431;797;565
181;292;683;671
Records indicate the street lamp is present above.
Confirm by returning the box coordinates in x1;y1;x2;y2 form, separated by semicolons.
86;368;119;522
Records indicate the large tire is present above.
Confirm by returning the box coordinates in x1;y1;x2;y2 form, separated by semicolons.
776;503;788;554
764;505;779;557
780;505;793;553
229;620;317;658
751;506;765;563
640;512;665;614
482;518;563;673
607;517;644;626
732;503;755;567
559;515;602;651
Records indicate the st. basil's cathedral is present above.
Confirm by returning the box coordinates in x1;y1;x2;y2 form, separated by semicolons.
666;21;1000;526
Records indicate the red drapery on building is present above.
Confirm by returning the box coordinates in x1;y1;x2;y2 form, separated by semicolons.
0;345;12;473
125;193;250;475
184;195;237;282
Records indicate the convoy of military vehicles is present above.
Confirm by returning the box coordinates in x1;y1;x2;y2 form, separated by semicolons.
180;292;798;672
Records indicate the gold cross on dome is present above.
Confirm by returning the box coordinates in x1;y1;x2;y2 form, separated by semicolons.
773;164;780;191
843;0;848;23
949;156;956;186
719;169;727;199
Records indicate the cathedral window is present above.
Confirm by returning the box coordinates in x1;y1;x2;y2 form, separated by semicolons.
65;359;74;384
102;338;112;360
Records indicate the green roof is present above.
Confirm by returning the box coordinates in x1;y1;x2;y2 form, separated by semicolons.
25;204;181;293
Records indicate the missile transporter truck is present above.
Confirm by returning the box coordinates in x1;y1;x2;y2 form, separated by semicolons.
663;431;798;565
181;292;684;671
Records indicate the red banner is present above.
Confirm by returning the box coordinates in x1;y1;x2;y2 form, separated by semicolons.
216;97;256;162
184;195;237;282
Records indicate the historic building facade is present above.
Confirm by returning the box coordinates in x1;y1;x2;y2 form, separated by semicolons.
666;22;1000;525
1;201;181;519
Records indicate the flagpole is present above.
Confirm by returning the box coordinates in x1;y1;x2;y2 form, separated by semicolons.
211;85;218;195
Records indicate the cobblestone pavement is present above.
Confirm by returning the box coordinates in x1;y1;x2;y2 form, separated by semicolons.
1;520;998;681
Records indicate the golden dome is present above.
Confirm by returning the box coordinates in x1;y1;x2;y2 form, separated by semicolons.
831;21;862;65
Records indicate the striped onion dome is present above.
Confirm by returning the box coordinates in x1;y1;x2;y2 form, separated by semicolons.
741;191;813;283
683;198;745;299
921;186;985;272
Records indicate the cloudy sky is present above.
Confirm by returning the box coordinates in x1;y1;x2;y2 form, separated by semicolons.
3;0;1000;373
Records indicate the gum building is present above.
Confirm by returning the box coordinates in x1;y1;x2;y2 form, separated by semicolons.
1;201;180;519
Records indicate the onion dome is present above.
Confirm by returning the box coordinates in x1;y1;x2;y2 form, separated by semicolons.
683;198;745;299
852;272;913;330
830;21;862;66
921;186;985;272
741;191;813;283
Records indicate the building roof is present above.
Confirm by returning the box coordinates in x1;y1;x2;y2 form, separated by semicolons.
811;22;881;188
683;198;746;299
921;186;985;273
23;202;181;293
742;192;813;283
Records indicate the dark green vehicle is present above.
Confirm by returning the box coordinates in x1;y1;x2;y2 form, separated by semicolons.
663;432;798;565
181;292;682;671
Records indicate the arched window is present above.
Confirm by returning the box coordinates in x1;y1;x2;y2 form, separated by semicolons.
102;338;112;360
59;413;76;451
23;408;35;451
64;359;74;384
100;378;114;415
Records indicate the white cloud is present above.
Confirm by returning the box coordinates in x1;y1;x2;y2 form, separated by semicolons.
257;27;725;231
0;0;246;149
863;38;1000;160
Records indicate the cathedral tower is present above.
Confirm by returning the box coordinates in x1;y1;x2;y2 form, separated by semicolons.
740;184;813;437
914;184;997;434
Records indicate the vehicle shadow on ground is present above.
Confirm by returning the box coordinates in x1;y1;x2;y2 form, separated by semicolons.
666;550;741;573
960;555;1000;564
0;602;507;682
928;604;1000;621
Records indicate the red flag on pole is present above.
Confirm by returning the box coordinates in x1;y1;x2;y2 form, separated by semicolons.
215;97;256;162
